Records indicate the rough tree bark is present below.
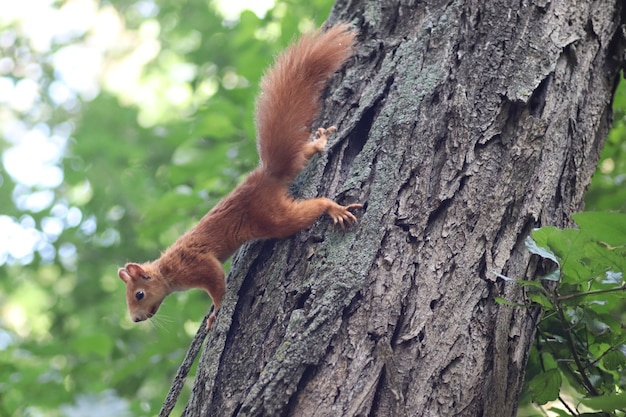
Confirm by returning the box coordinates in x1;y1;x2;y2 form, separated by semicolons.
179;1;625;416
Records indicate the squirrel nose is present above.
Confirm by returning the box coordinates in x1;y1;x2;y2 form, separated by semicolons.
133;317;142;322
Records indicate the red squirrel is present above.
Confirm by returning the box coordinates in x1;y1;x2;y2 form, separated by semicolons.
118;24;361;330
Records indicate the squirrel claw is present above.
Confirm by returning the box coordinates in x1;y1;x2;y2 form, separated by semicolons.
315;126;337;139
328;203;363;230
309;126;337;155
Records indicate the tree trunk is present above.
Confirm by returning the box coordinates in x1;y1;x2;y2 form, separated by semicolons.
181;1;625;416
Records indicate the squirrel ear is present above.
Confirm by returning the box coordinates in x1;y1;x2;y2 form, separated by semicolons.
125;263;145;277
118;267;131;283
119;263;146;283
122;263;151;281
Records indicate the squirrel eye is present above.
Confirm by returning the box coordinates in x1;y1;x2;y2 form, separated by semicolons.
135;291;145;301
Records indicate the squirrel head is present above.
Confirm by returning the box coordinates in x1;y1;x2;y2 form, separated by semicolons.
118;262;169;323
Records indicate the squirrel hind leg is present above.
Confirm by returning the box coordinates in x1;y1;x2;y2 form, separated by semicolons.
196;253;226;331
205;285;225;331
206;308;217;331
206;292;223;330
302;126;337;161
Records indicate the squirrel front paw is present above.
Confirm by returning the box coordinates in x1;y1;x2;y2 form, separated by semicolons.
327;202;363;230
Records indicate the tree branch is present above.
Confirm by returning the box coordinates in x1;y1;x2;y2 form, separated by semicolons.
158;315;209;417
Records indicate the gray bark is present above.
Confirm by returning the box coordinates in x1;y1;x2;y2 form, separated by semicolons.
181;1;625;416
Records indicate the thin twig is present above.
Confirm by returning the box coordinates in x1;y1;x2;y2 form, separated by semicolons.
556;283;626;302
158;315;209;417
557;395;578;416
553;295;599;396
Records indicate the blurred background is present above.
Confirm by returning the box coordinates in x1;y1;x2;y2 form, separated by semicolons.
0;1;624;416
0;0;334;415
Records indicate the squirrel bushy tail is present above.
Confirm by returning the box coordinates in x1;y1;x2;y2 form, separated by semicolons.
255;24;355;182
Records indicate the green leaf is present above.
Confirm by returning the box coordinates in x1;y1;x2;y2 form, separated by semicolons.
573;212;626;247
547;407;571;417
525;235;560;265
517;279;545;290
494;297;525;307
540;352;558;370
531;227;598;282
601;350;626;371
580;392;626;411
541;270;561;282
528;293;554;309
529;368;562;405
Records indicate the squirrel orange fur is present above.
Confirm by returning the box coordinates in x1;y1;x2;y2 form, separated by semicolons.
118;24;361;330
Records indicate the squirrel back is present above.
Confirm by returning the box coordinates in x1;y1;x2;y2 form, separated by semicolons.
255;24;355;183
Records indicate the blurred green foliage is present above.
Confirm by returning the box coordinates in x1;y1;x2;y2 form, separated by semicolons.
0;1;334;416
586;75;626;213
